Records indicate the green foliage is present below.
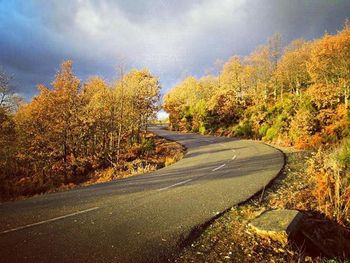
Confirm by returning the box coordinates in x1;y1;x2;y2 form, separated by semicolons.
337;140;350;169
258;124;270;138
342;128;350;138
164;23;350;150
199;123;206;135
140;137;156;154
264;126;279;141
264;113;289;141
233;120;253;138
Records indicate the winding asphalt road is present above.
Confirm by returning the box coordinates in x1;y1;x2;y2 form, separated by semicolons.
0;127;284;262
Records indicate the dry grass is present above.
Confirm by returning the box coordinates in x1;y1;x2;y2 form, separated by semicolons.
175;145;350;262
176;205;302;263
78;132;185;186
1;132;185;202
306;146;350;225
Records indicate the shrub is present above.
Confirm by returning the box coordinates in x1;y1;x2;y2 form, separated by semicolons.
129;160;156;175
309;133;324;149
165;152;183;167
141;138;156;155
338;140;350;169
199;123;206;135
233;120;253;138
307;141;350;224
258;124;270;138
289;107;317;145
264;126;279;141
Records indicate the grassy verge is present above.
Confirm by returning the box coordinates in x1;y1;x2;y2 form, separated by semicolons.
82;132;184;185
0;132;184;202
175;146;350;262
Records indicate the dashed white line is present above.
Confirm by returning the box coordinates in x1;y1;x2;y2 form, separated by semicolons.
157;179;192;191
157;142;237;190
0;207;100;235
212;164;226;171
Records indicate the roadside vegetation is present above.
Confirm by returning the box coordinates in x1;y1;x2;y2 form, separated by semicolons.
0;62;184;202
165;22;350;260
176;148;350;262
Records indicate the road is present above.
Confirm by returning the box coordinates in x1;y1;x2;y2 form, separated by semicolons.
0;127;284;262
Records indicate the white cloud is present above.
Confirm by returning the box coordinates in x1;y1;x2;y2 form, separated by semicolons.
46;0;248;77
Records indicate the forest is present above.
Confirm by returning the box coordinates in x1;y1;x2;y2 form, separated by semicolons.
164;23;350;224
0;61;167;200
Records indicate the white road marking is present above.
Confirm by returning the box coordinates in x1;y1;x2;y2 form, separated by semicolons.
158;141;237;187
157;179;192;191
212;164;226;171
0;207;100;235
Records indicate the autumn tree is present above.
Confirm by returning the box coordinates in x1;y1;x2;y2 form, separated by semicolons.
117;69;160;139
274;39;311;98
164;25;350;145
0;68;13;108
307;22;350;108
245;45;273;104
81;76;112;158
0;105;16;183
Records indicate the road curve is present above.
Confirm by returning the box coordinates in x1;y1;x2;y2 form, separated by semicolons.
0;127;284;262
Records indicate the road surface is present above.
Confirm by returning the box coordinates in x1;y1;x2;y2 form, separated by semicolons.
0;127;284;262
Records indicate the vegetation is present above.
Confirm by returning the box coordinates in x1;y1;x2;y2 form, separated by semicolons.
164;22;350;226
176;149;350;262
0;61;184;201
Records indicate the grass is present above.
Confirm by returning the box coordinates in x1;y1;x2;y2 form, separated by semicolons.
78;132;185;185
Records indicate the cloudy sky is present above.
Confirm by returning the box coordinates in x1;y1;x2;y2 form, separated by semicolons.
1;0;350;99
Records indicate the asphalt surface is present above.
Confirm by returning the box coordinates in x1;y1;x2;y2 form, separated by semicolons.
0;126;284;262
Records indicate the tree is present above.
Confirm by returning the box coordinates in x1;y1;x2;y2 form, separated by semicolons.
0;68;13;108
81;76;112;157
274;39;311;97
0;107;16;179
268;33;283;70
307;22;350;108
245;45;273;104
163;76;203;131
51;61;81;168
118;69;160;139
220;56;245;104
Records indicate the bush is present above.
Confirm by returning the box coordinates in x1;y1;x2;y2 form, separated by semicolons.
289;107;317;145
233;120;253;138
338;140;350;169
141;138;156;154
264;126;279;141
262;114;288;141
258;124;270;138
307;141;350;224
165;152;183;167
199;123;206;135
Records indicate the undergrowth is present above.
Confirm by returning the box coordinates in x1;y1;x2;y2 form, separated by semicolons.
0;132;184;202
175;142;350;262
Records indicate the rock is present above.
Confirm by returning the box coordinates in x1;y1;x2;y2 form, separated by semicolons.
249;209;304;245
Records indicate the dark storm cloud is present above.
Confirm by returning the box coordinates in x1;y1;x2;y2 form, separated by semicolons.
0;0;349;99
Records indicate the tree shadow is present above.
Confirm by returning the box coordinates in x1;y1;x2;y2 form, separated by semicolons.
291;211;350;260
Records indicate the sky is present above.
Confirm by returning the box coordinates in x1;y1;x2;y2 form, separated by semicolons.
1;0;350;100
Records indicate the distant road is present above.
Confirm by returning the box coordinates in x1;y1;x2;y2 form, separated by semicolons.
0;126;284;262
